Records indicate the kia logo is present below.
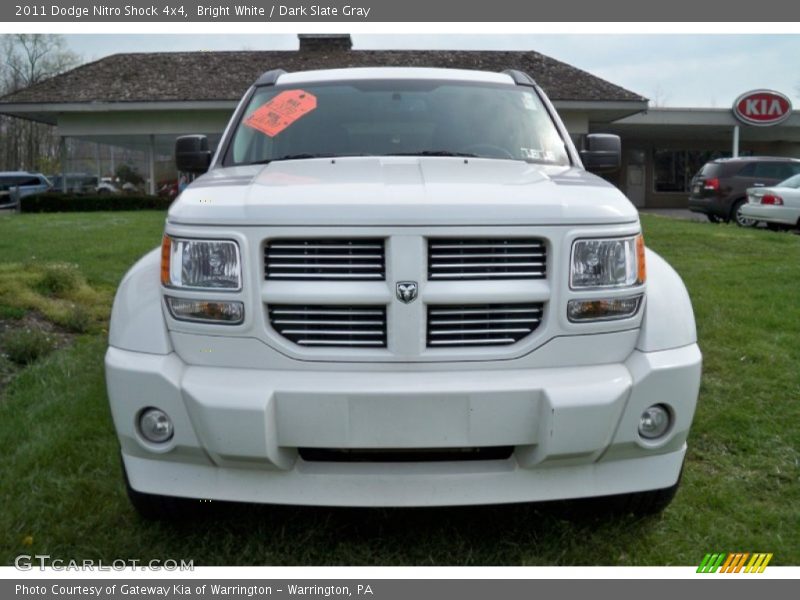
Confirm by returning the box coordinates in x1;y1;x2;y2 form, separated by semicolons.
733;90;793;127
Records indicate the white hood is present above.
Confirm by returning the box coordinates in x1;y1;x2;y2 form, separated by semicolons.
168;157;638;227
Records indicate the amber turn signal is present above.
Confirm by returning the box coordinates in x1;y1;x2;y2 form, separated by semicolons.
636;234;646;285
160;235;171;285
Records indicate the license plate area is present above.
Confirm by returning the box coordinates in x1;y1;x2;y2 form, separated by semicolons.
275;391;541;448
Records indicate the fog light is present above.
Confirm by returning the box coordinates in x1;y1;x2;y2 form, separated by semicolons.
165;296;244;324
638;404;671;439
567;293;643;322
138;408;174;443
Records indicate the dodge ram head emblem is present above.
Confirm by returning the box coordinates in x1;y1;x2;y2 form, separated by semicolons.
396;281;419;304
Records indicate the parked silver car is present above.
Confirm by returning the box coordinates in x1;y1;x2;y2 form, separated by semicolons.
742;173;800;231
0;171;51;206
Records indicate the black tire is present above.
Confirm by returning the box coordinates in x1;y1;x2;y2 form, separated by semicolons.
565;466;683;518
600;478;681;516
706;214;722;224
731;199;757;228
122;456;209;521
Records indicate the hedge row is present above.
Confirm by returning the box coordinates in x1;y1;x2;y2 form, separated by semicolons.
20;193;173;213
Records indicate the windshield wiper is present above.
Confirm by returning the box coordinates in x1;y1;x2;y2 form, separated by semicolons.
250;153;335;165
384;150;479;158
251;152;378;165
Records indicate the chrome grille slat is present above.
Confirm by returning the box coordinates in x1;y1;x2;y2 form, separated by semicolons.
427;303;544;348
429;338;517;346
429;307;541;315
432;253;546;259
265;239;385;280
271;308;383;316
269;244;384;250
273;319;385;326
266;273;384;280
431;262;545;268
296;340;385;347
268;262;383;269
282;329;385;336
428;238;546;281
430;317;538;325
268;304;387;348
269;254;383;259
429;271;545;279
430;327;533;335
429;243;541;249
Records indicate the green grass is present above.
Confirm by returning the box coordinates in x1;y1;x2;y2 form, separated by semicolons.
0;211;165;287
1;211;798;566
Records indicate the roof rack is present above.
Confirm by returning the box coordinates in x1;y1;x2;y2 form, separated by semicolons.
255;69;287;86
503;69;537;87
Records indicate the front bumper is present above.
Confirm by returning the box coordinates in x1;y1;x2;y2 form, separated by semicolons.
107;343;701;507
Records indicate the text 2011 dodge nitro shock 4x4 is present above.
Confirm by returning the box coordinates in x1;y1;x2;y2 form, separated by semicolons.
105;67;702;519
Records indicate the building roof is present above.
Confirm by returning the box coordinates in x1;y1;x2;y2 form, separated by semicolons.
0;44;646;106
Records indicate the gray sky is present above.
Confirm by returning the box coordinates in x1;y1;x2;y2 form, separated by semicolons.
62;34;800;108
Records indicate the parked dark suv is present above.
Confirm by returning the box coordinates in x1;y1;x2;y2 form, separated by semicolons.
688;157;800;226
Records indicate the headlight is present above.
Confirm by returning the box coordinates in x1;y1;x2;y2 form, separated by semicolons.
570;234;646;289
161;236;241;290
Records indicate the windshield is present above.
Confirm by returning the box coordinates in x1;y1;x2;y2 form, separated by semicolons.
777;173;800;189
224;80;571;166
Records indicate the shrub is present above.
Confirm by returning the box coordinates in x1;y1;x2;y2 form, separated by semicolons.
2;328;56;365
20;193;172;213
0;305;27;320
61;305;91;334
35;263;82;297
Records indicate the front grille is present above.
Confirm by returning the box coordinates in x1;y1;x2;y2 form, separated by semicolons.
268;305;387;347
428;238;546;280
265;239;385;280
427;303;544;347
299;446;514;463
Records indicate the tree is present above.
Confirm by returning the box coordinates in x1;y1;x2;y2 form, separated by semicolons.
0;34;80;172
650;84;671;108
115;164;144;186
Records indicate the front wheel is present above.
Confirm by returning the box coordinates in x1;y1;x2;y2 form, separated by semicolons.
732;199;757;228
567;467;683;517
602;479;681;515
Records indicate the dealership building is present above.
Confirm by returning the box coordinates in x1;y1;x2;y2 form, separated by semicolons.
1;34;798;207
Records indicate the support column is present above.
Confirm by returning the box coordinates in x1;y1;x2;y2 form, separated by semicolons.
732;125;740;158
148;134;156;196
95;142;102;181
59;136;68;193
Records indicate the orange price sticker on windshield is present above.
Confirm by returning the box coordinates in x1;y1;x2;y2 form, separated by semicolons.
244;89;317;137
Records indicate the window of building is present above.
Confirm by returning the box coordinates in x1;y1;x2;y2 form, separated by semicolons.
653;149;732;193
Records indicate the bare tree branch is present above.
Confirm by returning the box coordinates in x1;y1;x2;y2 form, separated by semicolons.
0;34;80;171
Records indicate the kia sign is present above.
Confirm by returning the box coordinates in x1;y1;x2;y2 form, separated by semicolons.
733;90;793;127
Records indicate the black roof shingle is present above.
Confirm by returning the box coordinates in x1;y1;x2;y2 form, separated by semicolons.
0;46;646;105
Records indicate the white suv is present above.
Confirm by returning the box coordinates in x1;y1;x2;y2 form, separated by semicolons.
106;67;702;519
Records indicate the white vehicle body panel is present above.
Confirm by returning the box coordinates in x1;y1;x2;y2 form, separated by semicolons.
171;159;637;227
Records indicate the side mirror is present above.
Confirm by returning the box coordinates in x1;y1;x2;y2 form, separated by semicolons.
580;134;621;173
175;135;212;174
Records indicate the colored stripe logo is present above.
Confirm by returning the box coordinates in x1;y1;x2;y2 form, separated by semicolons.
697;553;772;573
